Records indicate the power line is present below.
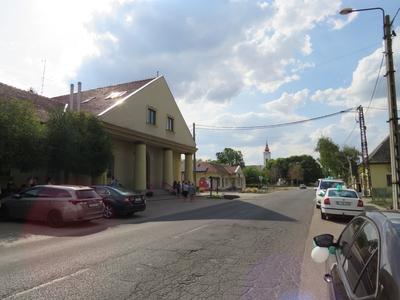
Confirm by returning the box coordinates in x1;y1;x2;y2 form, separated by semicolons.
342;111;358;145
366;53;385;113
196;108;356;131
391;7;400;26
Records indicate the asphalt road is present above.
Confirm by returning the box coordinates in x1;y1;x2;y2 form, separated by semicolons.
0;189;315;300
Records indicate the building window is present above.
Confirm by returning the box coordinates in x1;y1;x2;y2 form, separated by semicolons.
147;108;156;125
387;174;392;187
166;116;174;131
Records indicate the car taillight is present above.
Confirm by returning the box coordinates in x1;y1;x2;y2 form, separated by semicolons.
124;197;130;203
69;199;83;205
324;198;331;205
357;199;364;207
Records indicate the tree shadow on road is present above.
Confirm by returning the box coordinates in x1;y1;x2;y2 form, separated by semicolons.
0;199;297;243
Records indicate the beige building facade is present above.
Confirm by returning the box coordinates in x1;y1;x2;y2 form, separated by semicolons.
55;76;196;192
0;77;196;192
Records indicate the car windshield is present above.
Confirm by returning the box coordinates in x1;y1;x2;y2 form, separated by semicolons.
328;190;358;198
320;181;343;190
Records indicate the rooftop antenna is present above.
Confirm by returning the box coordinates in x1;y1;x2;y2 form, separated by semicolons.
156;70;159;77
40;59;46;95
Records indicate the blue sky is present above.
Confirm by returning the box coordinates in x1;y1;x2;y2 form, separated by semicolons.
1;0;399;165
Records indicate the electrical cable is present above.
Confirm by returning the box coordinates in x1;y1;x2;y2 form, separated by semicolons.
366;53;385;113
391;8;400;27
196;107;356;131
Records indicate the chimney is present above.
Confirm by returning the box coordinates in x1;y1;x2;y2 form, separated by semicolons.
69;83;74;112
77;81;82;112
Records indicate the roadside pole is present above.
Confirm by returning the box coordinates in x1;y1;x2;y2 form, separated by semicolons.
384;15;400;210
193;123;197;193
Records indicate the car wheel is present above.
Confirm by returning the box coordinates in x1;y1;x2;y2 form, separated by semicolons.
103;204;114;219
321;211;327;220
47;210;64;227
316;204;320;209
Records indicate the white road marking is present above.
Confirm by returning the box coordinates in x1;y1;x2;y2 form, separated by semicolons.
4;268;89;299
173;224;208;239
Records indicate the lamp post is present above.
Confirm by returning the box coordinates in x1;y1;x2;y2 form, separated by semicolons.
340;7;399;210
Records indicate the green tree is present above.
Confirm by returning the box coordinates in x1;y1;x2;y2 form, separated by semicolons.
216;148;245;167
265;155;322;185
243;166;262;185
46;110;113;177
0;100;45;172
287;163;304;185
341;146;361;184
315;137;342;177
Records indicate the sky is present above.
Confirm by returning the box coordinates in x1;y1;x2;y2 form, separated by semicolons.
1;0;399;165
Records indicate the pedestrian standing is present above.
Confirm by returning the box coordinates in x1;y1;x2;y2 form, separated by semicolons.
173;181;177;195
189;183;195;202
182;181;189;201
177;181;181;197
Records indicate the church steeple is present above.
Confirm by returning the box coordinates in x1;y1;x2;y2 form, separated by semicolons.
263;139;271;167
264;140;270;153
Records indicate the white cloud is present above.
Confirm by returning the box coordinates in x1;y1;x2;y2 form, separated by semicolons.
328;13;357;30
0;0;123;96
264;89;309;113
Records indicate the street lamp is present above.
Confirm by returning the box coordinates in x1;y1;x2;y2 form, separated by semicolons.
340;7;400;210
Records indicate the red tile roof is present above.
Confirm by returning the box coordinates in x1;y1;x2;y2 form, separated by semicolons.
51;78;155;116
0;82;63;120
196;162;240;176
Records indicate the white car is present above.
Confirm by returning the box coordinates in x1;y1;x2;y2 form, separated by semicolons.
320;188;364;220
315;178;345;208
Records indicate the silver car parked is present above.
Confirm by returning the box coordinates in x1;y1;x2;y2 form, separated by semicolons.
0;185;104;227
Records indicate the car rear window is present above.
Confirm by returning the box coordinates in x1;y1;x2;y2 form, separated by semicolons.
328;190;358;198
76;189;98;199
320;181;344;189
110;186;136;194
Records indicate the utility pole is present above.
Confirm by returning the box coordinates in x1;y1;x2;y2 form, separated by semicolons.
357;105;371;196
384;14;400;210
340;7;399;209
193;123;197;191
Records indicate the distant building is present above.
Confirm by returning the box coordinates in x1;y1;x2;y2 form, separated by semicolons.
365;136;390;199
184;161;246;191
263;140;271;167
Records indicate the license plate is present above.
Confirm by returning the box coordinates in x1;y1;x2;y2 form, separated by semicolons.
88;202;99;207
134;198;142;203
336;201;351;206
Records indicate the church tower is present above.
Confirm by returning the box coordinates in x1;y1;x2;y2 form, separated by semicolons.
263;140;271;167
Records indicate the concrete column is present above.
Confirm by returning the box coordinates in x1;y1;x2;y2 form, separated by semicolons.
163;149;173;189
173;152;181;182
134;143;146;191
184;153;193;182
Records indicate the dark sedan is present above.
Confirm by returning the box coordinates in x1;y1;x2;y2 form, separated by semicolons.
91;185;146;218
312;211;400;300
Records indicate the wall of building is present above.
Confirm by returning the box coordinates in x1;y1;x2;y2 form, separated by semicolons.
99;77;196;149
112;139;135;189
370;163;391;189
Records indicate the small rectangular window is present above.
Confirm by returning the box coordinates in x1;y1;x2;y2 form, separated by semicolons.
166;116;174;131
147;108;156;125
